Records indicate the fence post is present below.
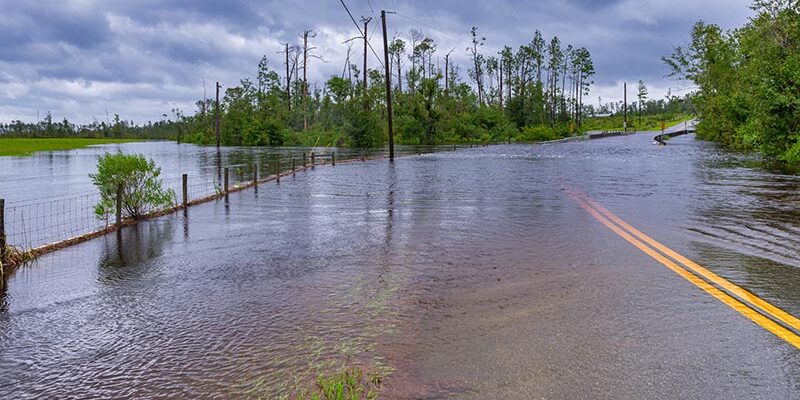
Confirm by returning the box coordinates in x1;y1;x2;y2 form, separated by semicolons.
0;199;6;266
253;164;258;187
224;167;229;194
311;152;315;169
302;152;307;167
276;159;281;183
332;152;335;166
182;174;188;207
116;184;123;228
292;158;296;176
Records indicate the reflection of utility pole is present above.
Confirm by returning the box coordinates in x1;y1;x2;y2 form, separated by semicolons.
381;10;394;160
215;81;221;147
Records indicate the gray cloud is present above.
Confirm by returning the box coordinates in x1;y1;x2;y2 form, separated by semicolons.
0;0;753;124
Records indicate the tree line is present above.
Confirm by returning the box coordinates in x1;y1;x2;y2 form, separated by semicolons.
2;26;599;147
0;110;183;140
664;0;800;162
182;26;597;147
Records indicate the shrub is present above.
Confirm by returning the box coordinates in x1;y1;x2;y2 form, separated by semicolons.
90;153;175;222
517;125;559;142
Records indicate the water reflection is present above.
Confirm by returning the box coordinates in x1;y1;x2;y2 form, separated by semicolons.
96;219;173;285
1;136;799;398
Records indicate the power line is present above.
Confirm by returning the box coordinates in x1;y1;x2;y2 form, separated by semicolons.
337;0;385;68
394;12;471;48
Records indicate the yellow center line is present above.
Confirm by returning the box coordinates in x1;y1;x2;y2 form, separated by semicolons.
580;194;800;333
567;192;800;349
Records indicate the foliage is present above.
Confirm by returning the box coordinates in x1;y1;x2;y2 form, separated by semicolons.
664;0;800;161
0;138;139;157
89;153;175;221
295;368;381;400
174;28;600;148
0;110;185;140
581;113;693;132
3;26;606;147
516;125;560;142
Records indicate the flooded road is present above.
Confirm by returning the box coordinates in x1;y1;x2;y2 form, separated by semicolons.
2;133;800;398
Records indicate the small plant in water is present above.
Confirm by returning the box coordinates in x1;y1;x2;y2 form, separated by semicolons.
295;367;381;400
0;244;38;276
90;152;175;222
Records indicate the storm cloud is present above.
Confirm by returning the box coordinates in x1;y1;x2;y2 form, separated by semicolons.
0;0;753;124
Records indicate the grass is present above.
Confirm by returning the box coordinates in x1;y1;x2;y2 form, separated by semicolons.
1;245;38;277
581;113;693;132
295;367;383;400
0;138;141;157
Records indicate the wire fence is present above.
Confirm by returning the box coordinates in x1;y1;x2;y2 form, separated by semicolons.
1;152;369;253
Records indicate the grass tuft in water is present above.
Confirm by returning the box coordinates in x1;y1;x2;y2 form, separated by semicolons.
295;367;382;400
0;245;38;277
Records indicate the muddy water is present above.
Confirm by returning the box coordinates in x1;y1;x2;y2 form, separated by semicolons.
2;134;800;398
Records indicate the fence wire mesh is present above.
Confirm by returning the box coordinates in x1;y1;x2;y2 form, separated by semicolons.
2;153;373;251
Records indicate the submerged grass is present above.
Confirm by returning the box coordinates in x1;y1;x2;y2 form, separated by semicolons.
0;138;141;157
295;367;383;400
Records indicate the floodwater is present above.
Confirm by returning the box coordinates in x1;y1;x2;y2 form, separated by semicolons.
1;134;800;398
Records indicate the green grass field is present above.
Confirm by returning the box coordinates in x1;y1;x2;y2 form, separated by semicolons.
0;138;141;157
582;113;693;132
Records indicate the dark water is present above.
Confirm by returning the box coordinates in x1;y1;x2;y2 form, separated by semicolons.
1;134;800;398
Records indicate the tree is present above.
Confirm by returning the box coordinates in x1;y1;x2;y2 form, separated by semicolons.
90;153;175;222
663;1;800;160
388;38;406;91
637;80;648;128
468;27;486;105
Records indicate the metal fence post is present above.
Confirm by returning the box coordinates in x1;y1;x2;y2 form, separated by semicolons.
292;158;296;176
182;174;188;207
116;184;123;228
276;159;281;183
332;152;335;166
302;152;307;167
311;152;315;169
224;167;229;194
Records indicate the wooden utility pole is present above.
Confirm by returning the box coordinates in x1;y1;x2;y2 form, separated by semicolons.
215;81;221;147
381;10;394;160
623;82;628;132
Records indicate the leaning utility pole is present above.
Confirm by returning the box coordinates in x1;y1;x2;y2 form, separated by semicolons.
623;82;628;132
215;81;221;147
381;10;394;160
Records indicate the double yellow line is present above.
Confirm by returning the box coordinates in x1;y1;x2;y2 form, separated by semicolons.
566;188;800;349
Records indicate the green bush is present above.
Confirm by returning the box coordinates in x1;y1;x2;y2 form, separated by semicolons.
90;153;175;222
517;125;559;142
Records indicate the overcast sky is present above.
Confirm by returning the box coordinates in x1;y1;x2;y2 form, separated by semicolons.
0;0;754;125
